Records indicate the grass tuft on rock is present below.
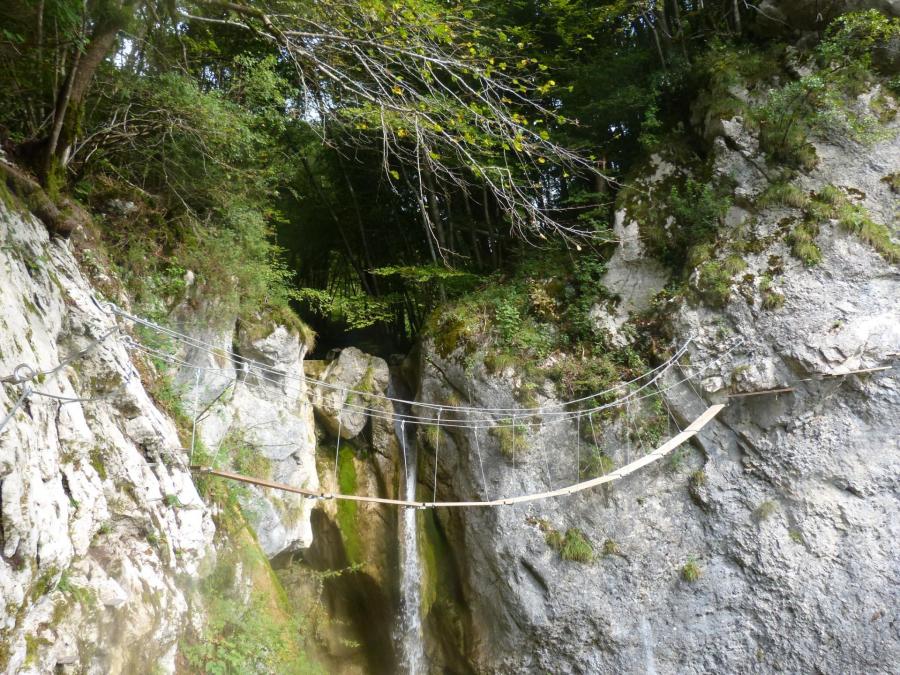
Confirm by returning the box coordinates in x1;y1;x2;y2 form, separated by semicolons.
757;182;810;209
788;222;822;266
546;528;594;563
490;421;528;459
837;203;900;262
681;558;702;582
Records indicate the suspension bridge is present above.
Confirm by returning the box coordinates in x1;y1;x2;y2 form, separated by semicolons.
1;297;890;509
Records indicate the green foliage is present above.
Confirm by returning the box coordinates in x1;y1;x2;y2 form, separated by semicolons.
837;203;900;262
335;446;362;564
579;446;614;479
182;547;319;675
424;249;610;365
757;182;810;210
89;446;107;481
602;538;620;556
624;394;667;449
239;305;315;351
490;421;528;459
788;222;822;266
881;172;900;193
185;594;288;674
681;558;702;583
759;271;786;310
547;353;619;401
164;494;183;509
696;260;734;307
566;256;610;342
227;434;272;479
818;11;900;73
75;61;303;322
144;369;192;436
30;567;60;600
668;448;687;473
754;11;900;169
296;286;397;332
689;470;707;489
778;183;898;266
546;528;594;563
669;179;733;250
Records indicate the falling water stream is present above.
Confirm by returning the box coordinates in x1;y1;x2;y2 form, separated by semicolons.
391;382;426;674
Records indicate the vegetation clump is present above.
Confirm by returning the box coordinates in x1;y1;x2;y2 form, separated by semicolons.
335;446;362;565
836;203;900;262
579;445;615;479
681;558;702;583
757;182;811;210
689;470;707;489
546;528;595;563
182;544;319;674
881;172;900;193
759;276;786;310
490;421;529;459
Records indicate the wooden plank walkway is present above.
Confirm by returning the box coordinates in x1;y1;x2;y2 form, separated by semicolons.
190;403;725;509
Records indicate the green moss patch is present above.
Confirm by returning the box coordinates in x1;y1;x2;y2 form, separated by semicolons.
182;525;322;674
335;446;362;565
489;421;528;459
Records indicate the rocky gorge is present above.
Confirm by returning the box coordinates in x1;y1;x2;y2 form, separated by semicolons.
1;2;899;674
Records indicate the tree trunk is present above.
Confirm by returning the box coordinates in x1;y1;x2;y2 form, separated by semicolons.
482;185;499;267
300;158;372;295
462;195;483;269
732;0;742;36
36;0;45;118
336;155;379;293
643;13;667;71
44;4;135;180
423;168;446;257
672;0;690;62
594;157;609;196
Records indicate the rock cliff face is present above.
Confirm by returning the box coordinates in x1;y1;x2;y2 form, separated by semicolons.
413;102;899;671
0;185;329;672
0;181;409;674
168;303;319;558
0;200;214;673
286;347;404;674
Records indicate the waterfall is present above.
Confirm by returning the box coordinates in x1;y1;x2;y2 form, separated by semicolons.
392;384;426;674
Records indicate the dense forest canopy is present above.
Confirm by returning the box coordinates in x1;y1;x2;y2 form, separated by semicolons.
1;0;897;352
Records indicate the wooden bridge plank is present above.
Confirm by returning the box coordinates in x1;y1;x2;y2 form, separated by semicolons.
191;404;726;509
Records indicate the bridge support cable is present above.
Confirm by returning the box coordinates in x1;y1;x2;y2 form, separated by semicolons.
190;404;725;509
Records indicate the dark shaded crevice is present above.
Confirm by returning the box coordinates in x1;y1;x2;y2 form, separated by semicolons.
290;507;398;674
519;558;550;596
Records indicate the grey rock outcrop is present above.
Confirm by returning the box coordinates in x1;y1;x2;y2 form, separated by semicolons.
309;346;391;439
414;97;899;672
168;303;320;558
308;346;401;588
0;201;215;673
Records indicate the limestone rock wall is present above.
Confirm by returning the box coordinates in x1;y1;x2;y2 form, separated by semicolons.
0;201;215;673
413;101;899;672
168;307;320;558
